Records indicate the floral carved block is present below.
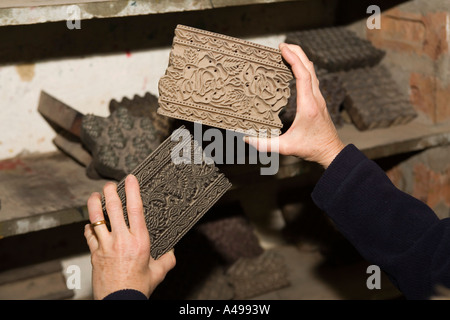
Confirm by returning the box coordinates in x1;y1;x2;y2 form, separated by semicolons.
102;126;232;260
81;107;161;181
109;92;174;141
158;25;293;136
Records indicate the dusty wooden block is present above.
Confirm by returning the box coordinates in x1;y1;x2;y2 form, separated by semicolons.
102;126;232;260
52;133;92;167
38;91;84;138
109;92;173;140
339;65;417;130
81;107;161;180
226;249;290;299
38;91;163;180
188;267;234;300
158;24;293;137
151;204;262;299
150;222;234;300
196;204;264;266
285;27;385;72
281;69;346;128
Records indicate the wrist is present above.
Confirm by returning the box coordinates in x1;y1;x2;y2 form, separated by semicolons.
318;140;345;169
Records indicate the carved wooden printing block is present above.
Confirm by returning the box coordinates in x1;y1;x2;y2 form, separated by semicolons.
102;126;232;260
226;249;290;299
37;91;163;181
281;69;346;128
285;27;385;72
81;107;161;181
158;25;293;136
109;92;173;141
339;65;417;130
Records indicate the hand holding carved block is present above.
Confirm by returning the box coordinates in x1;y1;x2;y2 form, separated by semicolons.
158;25;293;136
101;126;232;260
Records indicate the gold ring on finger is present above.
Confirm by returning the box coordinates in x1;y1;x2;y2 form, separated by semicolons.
91;220;107;227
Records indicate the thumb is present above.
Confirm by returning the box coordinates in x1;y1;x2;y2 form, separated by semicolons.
149;249;176;286
243;135;280;153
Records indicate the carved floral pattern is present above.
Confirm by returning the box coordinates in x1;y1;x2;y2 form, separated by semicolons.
158;25;293;136
101;126;232;259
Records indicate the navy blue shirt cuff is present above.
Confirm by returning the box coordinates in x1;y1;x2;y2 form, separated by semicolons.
103;289;148;300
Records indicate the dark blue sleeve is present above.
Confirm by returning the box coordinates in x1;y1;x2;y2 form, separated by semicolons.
311;144;450;300
103;289;148;300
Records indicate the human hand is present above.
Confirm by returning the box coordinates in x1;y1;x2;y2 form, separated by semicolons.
84;174;176;300
244;43;345;169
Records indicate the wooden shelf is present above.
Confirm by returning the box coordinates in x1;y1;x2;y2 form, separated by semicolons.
278;119;450;179
0;0;298;27
0;152;109;238
1;118;449;238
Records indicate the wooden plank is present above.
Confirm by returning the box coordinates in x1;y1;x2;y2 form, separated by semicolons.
53;134;92;167
339;119;450;159
0;0;110;9
0;151;108;238
0;258;74;300
0;119;449;238
0;0;212;26
0;0;297;26
0;0;297;10
0;271;74;300
275;119;450;180
0;260;62;285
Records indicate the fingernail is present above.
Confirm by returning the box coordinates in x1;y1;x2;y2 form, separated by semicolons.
280;43;292;50
104;181;117;190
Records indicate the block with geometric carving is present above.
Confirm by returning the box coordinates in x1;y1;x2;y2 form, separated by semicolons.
158;25;293;137
102;126;232;260
280;69;346;128
339;65;417;130
225;249;290;299
196;203;264;266
285;27;385;72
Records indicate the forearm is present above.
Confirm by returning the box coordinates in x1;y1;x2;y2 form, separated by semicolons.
312;144;450;299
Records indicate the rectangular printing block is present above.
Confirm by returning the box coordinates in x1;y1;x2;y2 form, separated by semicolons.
285;27;386;72
158;24;293;137
280;69;346;128
339;65;417;130
102;126;232;260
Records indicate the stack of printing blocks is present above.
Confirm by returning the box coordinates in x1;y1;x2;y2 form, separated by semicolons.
283;26;417;131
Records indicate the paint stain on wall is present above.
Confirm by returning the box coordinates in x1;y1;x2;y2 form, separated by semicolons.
15;64;35;82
